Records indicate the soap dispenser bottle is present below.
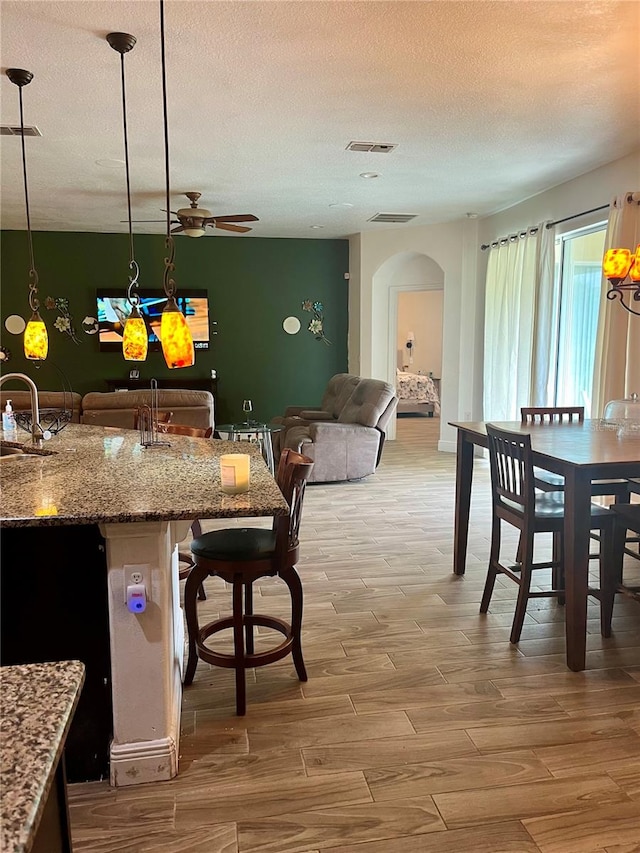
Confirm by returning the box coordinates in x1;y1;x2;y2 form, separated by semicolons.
3;399;18;435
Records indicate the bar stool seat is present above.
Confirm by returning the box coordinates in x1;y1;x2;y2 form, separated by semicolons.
183;449;314;715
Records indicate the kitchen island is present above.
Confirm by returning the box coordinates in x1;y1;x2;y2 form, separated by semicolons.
1;661;85;853
0;424;288;787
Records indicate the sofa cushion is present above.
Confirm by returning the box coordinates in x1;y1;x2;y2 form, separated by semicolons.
81;390;214;430
1;390;82;423
284;421;382;483
338;378;396;428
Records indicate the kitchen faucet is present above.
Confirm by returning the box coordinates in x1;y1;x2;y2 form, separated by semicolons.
0;373;46;447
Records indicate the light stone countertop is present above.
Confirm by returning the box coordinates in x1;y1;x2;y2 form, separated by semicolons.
0;660;85;853
0;424;288;528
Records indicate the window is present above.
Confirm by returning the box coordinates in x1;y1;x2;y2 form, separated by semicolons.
553;224;606;416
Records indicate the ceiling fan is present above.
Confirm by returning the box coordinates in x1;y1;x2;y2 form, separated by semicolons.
130;192;258;237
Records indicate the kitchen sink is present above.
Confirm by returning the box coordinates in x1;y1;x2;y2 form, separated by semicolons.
0;442;57;460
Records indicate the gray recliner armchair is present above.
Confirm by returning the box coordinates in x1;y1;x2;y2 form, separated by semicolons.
271;373;359;457
280;377;397;483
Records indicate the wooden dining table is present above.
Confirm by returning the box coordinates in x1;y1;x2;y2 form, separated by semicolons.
450;419;640;672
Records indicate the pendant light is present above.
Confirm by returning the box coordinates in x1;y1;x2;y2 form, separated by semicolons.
158;0;194;369
6;68;48;360
107;32;148;361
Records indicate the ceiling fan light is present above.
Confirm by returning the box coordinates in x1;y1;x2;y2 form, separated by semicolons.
160;296;194;369
122;306;148;361
603;247;633;284
24;310;48;360
183;227;206;238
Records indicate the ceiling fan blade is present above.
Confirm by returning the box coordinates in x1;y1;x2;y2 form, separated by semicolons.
170;225;185;234
121;219;165;223
210;214;259;223
213;222;252;233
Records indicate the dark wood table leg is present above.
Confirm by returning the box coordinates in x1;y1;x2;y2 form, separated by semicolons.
453;429;474;576
563;468;592;672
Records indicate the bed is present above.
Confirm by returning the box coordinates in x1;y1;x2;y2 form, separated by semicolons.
395;368;441;417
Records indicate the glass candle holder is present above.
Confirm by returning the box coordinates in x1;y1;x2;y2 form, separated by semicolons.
220;453;251;494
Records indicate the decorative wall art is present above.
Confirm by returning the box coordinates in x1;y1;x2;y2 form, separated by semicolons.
302;300;331;345
4;315;26;335
45;296;81;344
282;316;301;335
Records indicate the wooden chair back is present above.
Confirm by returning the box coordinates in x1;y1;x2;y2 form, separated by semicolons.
486;424;536;524
133;409;173;430
273;448;315;561
157;423;213;438
520;406;584;424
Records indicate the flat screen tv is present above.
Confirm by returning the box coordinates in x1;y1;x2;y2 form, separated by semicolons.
96;289;210;351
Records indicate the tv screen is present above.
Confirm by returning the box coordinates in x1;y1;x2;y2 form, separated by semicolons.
96;289;209;351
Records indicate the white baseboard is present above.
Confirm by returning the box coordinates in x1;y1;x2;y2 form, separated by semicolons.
110;735;178;787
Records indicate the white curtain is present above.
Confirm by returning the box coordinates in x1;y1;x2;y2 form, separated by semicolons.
592;191;640;416
483;224;554;421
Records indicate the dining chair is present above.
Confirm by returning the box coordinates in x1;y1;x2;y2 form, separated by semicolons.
600;503;640;635
132;409;173;430
520;406;630;500
183;448;314;715
157;422;213;438
482;424;615;644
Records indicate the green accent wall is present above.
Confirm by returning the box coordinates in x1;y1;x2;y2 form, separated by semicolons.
0;231;349;423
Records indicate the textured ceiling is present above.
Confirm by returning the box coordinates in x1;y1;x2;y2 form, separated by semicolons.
1;0;639;240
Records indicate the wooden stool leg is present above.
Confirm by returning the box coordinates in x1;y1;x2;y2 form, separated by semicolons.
481;519;501;613
244;581;254;655
281;566;307;682
511;532;534;644
232;576;247;716
602;522;624;638
184;564;209;686
552;531;565;606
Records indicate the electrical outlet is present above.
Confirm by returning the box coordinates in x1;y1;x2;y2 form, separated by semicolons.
124;564;148;594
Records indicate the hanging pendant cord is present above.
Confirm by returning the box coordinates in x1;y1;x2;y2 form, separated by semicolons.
160;0;176;298
117;48;140;298
18;84;39;309
119;52;134;267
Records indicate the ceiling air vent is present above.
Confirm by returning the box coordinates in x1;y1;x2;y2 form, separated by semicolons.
1;125;42;137
346;141;397;153
368;213;418;224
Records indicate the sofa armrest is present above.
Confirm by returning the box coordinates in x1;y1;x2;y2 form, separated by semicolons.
299;410;333;420
283;405;313;418
307;421;379;441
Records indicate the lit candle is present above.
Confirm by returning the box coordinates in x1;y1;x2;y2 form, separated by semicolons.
220;453;251;494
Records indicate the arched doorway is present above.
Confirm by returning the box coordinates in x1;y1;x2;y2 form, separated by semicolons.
371;251;444;440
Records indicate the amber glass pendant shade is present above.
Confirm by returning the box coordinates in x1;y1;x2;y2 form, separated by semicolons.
628;244;640;283
603;248;633;283
24;310;48;360
160;297;194;368
122;305;148;361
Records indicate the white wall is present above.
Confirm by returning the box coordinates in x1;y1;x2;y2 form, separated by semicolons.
348;149;639;452
397;291;443;376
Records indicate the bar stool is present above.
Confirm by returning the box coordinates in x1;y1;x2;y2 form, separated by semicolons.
183;449;314;715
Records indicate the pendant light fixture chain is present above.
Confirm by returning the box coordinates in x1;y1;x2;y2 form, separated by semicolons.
7;66;48;360
160;0;176;299
10;71;39;312
107;32;140;307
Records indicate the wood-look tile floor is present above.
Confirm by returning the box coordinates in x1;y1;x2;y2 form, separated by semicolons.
68;418;640;852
